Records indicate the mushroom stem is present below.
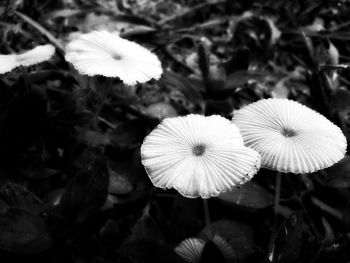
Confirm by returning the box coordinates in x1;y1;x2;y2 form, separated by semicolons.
267;171;283;260
274;171;282;215
91;78;113;128
203;199;213;238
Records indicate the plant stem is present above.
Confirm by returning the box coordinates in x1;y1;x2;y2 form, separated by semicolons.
203;198;213;238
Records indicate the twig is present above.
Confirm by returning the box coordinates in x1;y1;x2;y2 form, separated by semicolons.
306;32;350;41
329;20;350;32
175;17;228;33
96;116;116;129
320;64;350;71
83;109;116;129
14;11;65;53
311;197;343;220
284;30;350;41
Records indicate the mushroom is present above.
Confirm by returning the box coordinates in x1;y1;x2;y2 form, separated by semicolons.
141;114;261;199
232;98;347;254
64;30;163;85
232;98;347;174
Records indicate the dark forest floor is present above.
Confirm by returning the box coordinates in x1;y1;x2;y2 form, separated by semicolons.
1;0;350;262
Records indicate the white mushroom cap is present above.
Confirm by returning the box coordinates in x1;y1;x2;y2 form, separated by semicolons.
141;114;261;198
65;30;163;85
0;44;55;74
232;98;347;174
16;44;55;67
0;54;17;74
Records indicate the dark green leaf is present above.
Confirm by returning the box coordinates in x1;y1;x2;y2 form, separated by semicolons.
18;151;58;179
120;240;186;263
197;42;210;82
0;183;43;214
200;220;254;262
108;167;134;195
121;26;158;39
69;143;104;169
171;196;203;240
226;70;266;88
104;149;151;206
108;120;147;153
58;159;109;223
0;91;46;165
0;208;53;254
159;71;203;102
205;100;233;116
330;89;350;113
99;219;121;247
144;102;178;120
200;240;225;263
78;129;111;147
124;204;164;244
270;212;303;263
326;155;350;188
223;47;250;75
217;181;274;209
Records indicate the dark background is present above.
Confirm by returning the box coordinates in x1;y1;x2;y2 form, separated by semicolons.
0;0;350;262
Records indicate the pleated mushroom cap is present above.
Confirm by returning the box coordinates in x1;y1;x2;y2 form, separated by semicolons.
141;114;261;199
0;44;55;74
65;30;163;85
175;238;204;263
232;98;347;174
211;235;235;260
175;235;235;263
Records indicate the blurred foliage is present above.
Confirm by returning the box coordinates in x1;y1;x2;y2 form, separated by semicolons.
0;0;350;262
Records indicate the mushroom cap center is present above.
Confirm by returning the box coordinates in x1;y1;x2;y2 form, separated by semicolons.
192;144;206;156
282;128;297;137
112;53;122;60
